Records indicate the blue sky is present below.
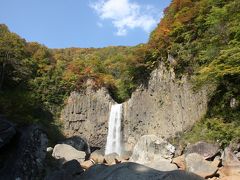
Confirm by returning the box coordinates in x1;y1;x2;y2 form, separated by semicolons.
0;0;171;48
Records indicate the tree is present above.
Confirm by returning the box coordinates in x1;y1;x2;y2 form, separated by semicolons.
0;24;27;90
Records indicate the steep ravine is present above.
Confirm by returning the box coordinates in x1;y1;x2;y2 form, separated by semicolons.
61;64;212;149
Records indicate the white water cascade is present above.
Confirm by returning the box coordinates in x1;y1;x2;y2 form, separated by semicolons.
105;104;122;155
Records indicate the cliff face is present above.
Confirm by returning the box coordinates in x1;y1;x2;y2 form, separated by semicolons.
61;86;115;147
61;64;210;148
122;64;209;149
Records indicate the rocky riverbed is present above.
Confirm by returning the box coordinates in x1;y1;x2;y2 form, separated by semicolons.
46;135;240;180
1;117;240;180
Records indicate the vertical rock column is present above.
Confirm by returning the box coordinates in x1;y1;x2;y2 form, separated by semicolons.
61;87;115;148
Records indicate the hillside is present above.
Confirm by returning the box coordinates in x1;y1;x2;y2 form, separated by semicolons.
0;0;239;146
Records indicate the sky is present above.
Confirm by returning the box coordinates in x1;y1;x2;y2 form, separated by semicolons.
0;0;171;48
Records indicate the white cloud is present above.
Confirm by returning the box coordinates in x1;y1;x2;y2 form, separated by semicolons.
90;0;161;36
97;22;103;28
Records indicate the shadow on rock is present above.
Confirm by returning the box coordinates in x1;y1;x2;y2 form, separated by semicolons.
78;162;204;180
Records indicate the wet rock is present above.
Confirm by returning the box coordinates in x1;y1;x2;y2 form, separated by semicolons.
0;117;16;149
185;141;220;159
52;144;86;163
130;135;175;164
78;162;204;180
185;153;218;178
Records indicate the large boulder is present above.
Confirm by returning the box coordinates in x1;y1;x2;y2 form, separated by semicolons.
130;135;175;164
144;158;178;171
222;147;240;167
220;147;240;177
0;116;16;149
78;162;204;180
0;125;48;179
185;141;220;160
60;136;90;155
185;153;218;178
45;160;84;180
52;144;86;163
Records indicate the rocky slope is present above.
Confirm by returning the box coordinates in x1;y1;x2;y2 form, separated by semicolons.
61;64;212;149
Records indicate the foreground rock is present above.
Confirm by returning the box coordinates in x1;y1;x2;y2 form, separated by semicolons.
79;162;204;180
45;160;84;180
0;125;48;179
173;155;186;170
185;141;220;159
90;149;104;164
185;153;218;178
80;160;95;169
60;136;90;155
220;147;240;177
130;135;176;171
144;158;178;171
131;135;175;164
52;144;86;163
0;116;16;149
104;153;119;165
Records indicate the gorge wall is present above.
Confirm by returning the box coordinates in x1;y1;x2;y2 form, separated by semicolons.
61;64;211;149
61;85;115;147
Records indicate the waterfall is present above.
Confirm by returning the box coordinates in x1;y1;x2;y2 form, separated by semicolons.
105;104;122;155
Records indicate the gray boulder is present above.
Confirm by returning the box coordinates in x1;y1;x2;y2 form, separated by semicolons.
0;116;16;149
130;135;175;164
185;141;220;160
144;158;178;171
222;147;240;167
52;144;86;163
78;162;204;180
60;136;90;155
185;153;218;178
220;147;240;177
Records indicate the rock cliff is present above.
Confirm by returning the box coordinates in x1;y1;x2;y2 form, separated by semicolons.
61;85;115;147
122;64;210;149
61;64;211;149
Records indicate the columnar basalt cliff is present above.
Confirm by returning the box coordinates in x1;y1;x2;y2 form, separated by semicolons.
122;64;209;149
61;64;211;148
61;85;115;147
